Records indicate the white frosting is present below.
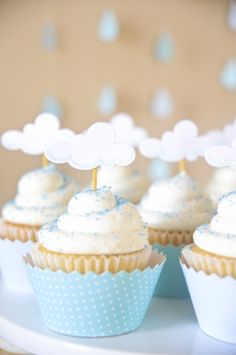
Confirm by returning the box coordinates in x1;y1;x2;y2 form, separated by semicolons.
139;172;213;231
194;191;236;257
98;166;149;203
39;186;149;255
207;167;236;206
2;165;79;226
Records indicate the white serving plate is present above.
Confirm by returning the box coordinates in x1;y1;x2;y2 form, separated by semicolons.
0;282;236;355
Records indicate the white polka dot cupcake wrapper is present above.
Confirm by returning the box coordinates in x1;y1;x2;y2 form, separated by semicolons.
152;244;189;298
25;259;165;337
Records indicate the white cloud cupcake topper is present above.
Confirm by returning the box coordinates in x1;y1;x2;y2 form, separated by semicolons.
45;122;136;171
139;120;212;163
110;113;148;147
206;119;236;146
1;113;74;155
205;139;236;170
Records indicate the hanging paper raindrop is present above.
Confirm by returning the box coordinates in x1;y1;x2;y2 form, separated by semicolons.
98;85;117;115
42;23;58;51
150;89;173;120
154;34;174;62
228;0;236;31
42;96;62;119
98;10;120;43
220;59;236;91
148;158;172;182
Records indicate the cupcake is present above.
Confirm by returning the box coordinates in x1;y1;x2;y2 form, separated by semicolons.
0;164;78;292
181;191;236;344
139;171;213;298
207;167;236;206
24;187;165;337
98;166;149;204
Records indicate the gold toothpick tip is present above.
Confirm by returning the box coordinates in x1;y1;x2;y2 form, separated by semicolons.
42;154;49;167
92;167;98;190
179;159;186;173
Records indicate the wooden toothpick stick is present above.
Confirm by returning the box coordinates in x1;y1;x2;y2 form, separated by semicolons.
179;159;186;172
92;167;98;190
42;154;49;167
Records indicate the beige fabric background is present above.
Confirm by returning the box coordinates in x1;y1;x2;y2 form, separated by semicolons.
0;0;236;206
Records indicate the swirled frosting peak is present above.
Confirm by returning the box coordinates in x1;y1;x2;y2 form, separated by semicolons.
67;187;116;215
2;165;79;226
139;172;213;231
39;186;149;255
194;191;236;257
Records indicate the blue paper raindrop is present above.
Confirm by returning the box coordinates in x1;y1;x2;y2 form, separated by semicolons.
220;59;236;91
150;89;173;120
154;34;174;62
42;96;62;119
148;159;172;182
98;86;117;115
42;23;58;51
98;11;120;43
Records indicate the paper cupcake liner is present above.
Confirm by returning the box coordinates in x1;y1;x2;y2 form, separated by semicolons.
0;238;34;292
30;244;152;274
24;251;165;337
0;219;38;243
152;243;189;298
182;244;236;278
148;228;193;246
181;259;236;344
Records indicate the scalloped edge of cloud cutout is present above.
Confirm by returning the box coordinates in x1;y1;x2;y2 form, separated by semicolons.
46;122;136;170
139;119;212;162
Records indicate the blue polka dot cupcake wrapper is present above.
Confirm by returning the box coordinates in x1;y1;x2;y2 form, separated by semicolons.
152;243;189;298
25;259;165;337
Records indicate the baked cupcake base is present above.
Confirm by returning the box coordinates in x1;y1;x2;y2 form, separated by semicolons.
31;243;152;274
24;251;165;337
0;219;39;242
148;228;193;246
182;244;236;278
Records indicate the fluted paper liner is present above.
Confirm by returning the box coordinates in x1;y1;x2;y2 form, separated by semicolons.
182;244;236;278
148;228;193;246
30;243;152;274
0;219;38;243
181;258;236;344
24;251;165;337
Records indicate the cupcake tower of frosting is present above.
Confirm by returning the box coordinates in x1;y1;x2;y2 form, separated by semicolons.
39;186;148;255
194;191;236;258
2;165;78;226
139;172;213;231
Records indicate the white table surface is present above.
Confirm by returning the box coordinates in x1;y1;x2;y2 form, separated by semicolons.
1;283;236;355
